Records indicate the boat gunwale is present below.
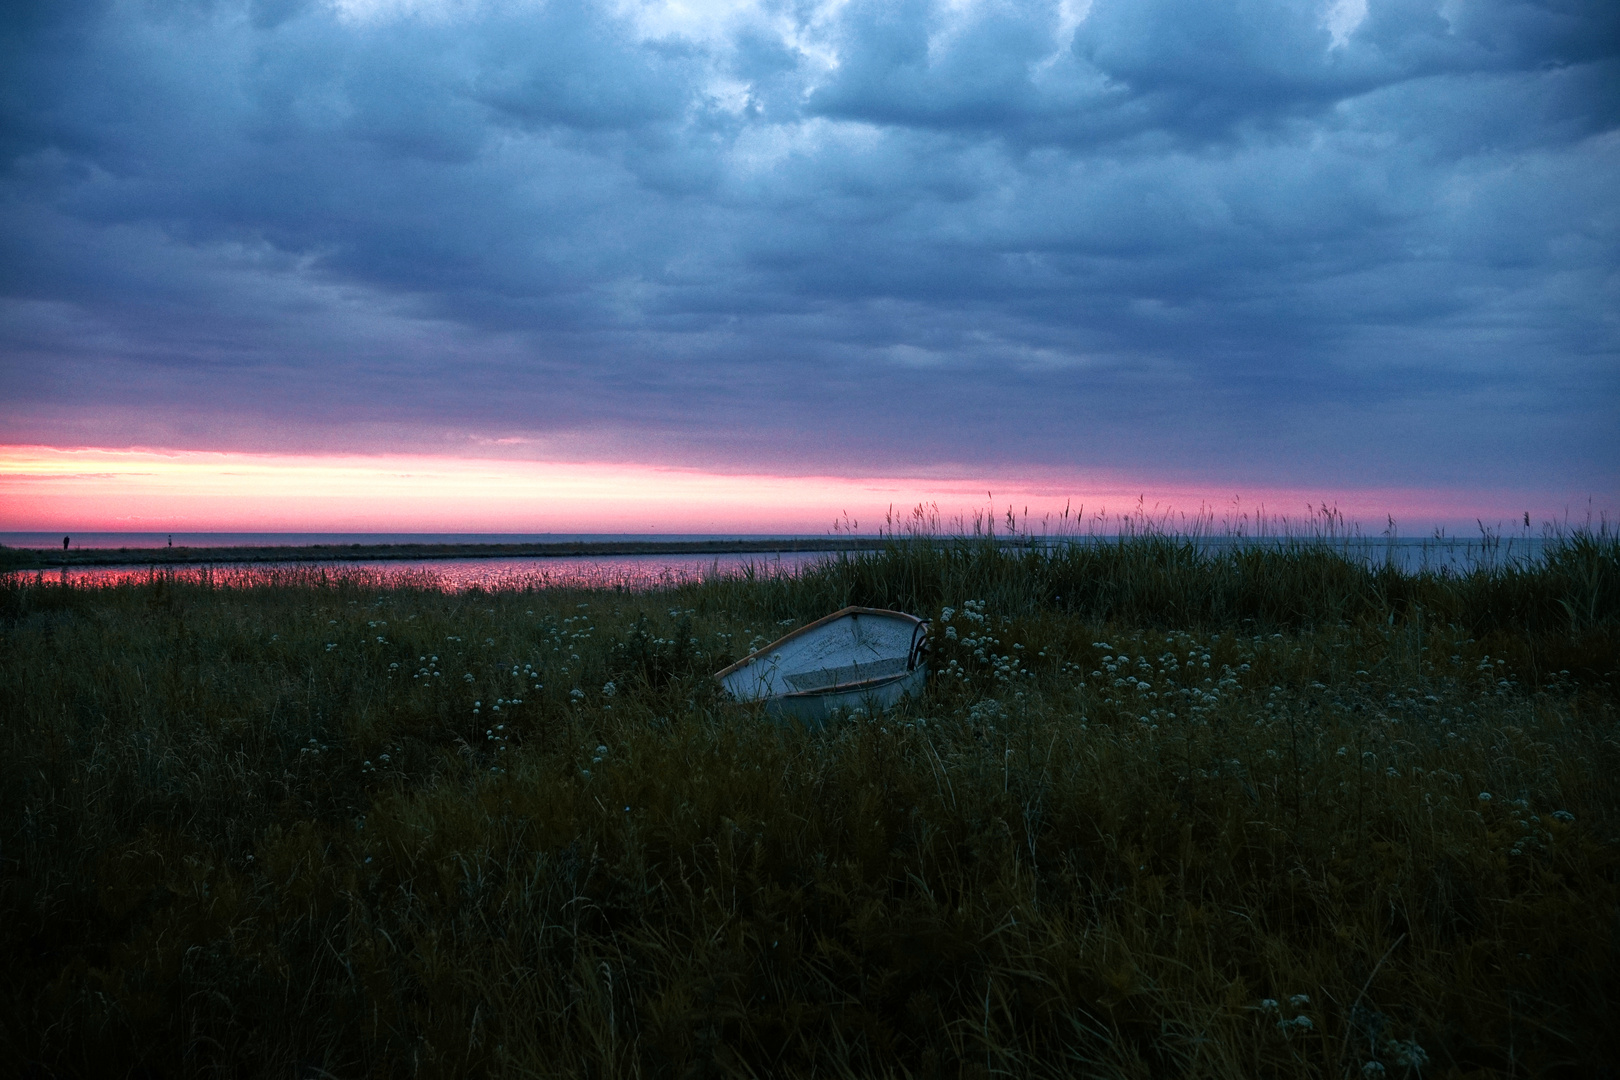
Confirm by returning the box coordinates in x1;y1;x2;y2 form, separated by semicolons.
712;605;928;688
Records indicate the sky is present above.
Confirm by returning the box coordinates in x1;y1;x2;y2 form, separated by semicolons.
1;0;1616;532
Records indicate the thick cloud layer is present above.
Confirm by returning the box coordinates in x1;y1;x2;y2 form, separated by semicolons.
2;0;1616;492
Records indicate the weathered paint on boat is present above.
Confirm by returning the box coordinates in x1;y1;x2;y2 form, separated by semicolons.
714;606;930;724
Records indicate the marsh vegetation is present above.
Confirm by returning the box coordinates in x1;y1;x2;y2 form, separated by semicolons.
2;531;1617;1077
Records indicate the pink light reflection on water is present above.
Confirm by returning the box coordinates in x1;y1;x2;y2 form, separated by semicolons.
20;552;826;592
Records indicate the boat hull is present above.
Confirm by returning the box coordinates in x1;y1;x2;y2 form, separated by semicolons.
714;606;929;725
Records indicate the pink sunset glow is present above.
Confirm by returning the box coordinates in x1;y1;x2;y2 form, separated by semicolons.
0;445;1573;536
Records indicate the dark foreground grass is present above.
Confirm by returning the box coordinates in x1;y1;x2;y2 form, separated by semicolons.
2;534;1617;1078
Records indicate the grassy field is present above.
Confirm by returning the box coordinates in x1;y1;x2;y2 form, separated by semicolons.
2;532;1617;1078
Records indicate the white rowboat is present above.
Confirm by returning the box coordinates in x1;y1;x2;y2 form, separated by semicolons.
714;606;930;724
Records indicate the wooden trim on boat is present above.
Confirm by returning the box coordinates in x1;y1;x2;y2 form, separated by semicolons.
775;668;918;701
712;605;928;684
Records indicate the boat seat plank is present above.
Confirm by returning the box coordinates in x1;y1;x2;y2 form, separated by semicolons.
783;656;909;692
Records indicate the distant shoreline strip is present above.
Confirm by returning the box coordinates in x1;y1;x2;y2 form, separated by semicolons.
0;538;891;569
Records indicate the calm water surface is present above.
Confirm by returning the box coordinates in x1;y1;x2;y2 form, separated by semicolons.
8;535;1563;591
27;552;826;591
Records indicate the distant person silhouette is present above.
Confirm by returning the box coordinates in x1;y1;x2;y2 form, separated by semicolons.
62;536;69;551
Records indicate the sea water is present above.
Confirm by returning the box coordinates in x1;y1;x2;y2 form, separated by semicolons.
4;532;1560;591
15;551;825;591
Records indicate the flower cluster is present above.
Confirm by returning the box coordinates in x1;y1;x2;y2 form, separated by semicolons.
507;660;542;691
938;600;1033;688
360;748;397;776
484;724;511;771
1087;632;1243;726
1257;995;1314;1038
581;742;610;779
539;612;594;673
1351;1004;1429;1075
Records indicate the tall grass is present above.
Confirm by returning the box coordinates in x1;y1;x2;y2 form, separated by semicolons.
693;525;1619;665
1;533;1617;1078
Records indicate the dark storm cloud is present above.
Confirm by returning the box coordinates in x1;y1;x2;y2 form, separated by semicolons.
1;0;1615;492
